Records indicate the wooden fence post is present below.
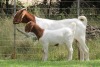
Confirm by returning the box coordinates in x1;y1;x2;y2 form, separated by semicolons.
11;0;16;59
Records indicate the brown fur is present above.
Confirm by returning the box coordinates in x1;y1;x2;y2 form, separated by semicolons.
25;21;44;40
13;8;36;24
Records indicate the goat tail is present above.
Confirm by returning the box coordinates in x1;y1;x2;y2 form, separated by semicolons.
78;16;87;26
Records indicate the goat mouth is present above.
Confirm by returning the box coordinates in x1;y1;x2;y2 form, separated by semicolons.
13;21;20;24
13;20;22;24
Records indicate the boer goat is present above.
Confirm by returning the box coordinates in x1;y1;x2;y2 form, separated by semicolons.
13;8;89;61
25;21;76;61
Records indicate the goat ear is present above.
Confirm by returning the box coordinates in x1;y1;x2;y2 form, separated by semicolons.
21;11;26;21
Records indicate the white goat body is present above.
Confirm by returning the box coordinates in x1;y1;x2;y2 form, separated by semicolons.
36;22;76;61
40;23;76;45
35;16;87;42
35;16;89;61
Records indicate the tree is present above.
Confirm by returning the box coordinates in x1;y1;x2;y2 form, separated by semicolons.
59;0;75;14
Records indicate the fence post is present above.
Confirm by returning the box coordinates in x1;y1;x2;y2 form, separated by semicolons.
77;0;80;16
11;0;16;59
47;0;52;18
77;0;80;60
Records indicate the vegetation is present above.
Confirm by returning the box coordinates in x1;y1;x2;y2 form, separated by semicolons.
0;60;100;67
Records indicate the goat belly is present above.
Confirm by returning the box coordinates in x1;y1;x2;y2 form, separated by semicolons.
39;28;71;45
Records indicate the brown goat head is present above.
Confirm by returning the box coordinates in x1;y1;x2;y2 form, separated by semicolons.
25;21;44;40
13;8;26;24
13;8;36;24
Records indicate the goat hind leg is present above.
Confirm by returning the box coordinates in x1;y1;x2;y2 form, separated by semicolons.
76;42;84;61
66;42;73;61
77;37;89;61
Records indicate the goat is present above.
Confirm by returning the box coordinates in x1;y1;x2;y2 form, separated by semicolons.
13;8;89;61
25;21;76;61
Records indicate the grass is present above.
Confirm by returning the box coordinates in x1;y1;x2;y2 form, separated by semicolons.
0;60;100;67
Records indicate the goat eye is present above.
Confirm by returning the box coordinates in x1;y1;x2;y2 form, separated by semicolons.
93;29;95;30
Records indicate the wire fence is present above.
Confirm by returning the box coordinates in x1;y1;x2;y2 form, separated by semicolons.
0;0;100;61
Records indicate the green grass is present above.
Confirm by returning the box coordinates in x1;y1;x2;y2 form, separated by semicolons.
0;60;100;67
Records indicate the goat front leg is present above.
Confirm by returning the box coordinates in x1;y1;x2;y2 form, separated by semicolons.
42;43;49;61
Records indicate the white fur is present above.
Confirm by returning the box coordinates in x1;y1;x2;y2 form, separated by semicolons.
35;16;89;61
38;22;76;61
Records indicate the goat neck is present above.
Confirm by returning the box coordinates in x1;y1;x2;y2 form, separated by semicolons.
31;23;44;40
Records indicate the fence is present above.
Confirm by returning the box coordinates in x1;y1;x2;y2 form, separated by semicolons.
0;0;100;61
